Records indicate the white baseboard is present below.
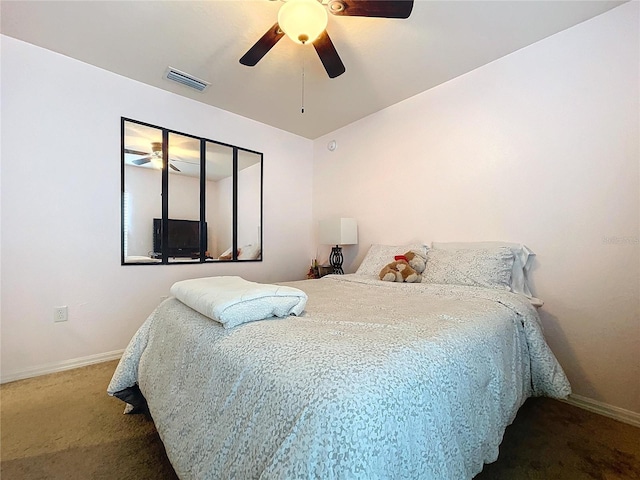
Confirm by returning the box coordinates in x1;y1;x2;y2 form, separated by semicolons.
561;394;640;428
0;349;124;384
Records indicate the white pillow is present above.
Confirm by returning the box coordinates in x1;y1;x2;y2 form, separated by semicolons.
355;243;428;276
218;247;234;260
238;244;261;260
431;241;534;297
422;247;515;291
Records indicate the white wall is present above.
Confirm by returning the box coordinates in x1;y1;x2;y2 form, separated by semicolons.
237;162;262;248
313;3;639;414
0;35;313;380
124;164;163;257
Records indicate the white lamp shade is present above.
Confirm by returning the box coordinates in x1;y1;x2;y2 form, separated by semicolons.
278;0;328;45
319;218;358;246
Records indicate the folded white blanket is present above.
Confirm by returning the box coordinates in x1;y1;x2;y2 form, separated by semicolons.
170;276;308;329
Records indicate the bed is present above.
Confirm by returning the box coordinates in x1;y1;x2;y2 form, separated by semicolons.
108;243;571;479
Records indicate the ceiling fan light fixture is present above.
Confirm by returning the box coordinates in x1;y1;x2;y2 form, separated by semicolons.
278;0;328;45
149;142;163;169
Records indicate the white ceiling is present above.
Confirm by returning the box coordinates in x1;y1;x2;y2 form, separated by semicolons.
0;0;625;139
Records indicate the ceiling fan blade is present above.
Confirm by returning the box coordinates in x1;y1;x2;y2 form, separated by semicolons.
239;23;285;66
313;30;346;79
132;156;151;165
329;0;414;18
169;163;181;172
125;148;151;156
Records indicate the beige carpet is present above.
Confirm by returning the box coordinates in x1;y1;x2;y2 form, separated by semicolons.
1;361;639;480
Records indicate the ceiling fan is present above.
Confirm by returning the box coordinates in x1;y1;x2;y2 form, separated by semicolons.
239;0;414;78
125;142;181;172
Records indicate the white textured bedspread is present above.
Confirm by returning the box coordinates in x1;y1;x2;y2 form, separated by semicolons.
108;275;570;480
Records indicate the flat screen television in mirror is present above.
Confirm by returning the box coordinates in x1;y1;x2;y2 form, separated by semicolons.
153;219;207;258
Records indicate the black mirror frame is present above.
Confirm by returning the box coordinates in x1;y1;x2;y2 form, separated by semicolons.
121;117;263;265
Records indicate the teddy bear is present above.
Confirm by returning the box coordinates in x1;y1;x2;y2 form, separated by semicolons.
379;250;427;283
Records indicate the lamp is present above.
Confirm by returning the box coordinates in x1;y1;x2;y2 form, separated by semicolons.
319;218;358;274
278;0;328;45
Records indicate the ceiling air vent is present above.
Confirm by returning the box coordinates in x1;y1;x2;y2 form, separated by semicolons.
164;67;210;92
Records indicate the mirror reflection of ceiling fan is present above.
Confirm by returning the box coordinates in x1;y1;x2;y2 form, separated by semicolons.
240;0;414;78
124;142;181;172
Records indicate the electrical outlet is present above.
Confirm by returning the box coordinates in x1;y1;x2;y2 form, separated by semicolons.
54;306;68;322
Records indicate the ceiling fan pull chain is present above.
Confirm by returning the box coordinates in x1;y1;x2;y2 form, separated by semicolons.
301;58;305;114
